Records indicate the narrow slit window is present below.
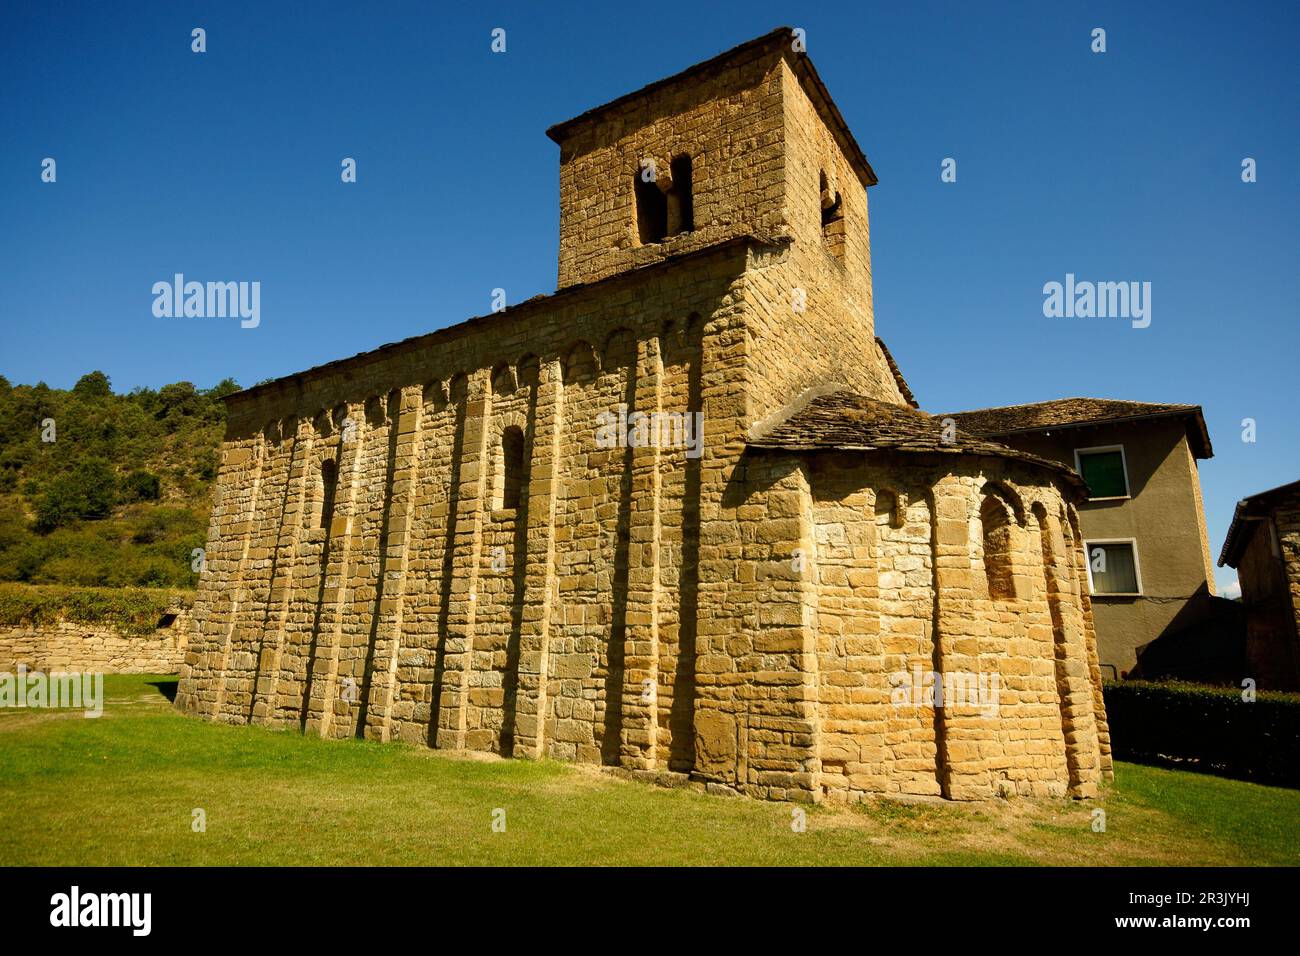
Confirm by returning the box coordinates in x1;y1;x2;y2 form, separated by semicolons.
820;170;845;259
635;168;668;244
498;425;525;511
874;489;899;528
635;155;693;245
317;458;338;530
980;495;1015;600
668;154;694;235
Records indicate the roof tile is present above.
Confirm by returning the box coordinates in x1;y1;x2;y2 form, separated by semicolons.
748;390;1086;492
941;398;1213;458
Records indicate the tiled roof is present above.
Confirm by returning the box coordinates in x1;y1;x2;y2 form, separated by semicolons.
941;398;1213;459
875;337;918;409
748;389;1087;492
1218;479;1300;568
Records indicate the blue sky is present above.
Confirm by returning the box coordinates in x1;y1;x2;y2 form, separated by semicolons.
3;1;1297;593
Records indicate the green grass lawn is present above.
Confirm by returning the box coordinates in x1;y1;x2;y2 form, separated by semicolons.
1;674;1296;866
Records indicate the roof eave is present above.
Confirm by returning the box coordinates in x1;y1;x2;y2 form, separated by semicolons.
1218;501;1250;568
224;234;786;406
1218;478;1300;566
545;27;878;189
946;407;1213;460
746;439;1088;495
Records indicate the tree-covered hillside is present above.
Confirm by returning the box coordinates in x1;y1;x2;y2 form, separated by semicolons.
0;371;236;588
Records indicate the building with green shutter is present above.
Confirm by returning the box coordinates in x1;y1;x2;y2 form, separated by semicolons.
945;399;1218;677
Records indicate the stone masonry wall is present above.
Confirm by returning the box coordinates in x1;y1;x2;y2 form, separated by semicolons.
176;246;1108;799
804;452;1106;801
1239;487;1300;689
740;59;902;426
554;41;787;290
1273;488;1300;646
176;244;756;772
175;31;1109;801
551;40;903;427
0;615;190;675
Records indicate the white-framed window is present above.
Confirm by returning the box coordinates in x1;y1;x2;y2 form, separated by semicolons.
1085;538;1142;596
1074;444;1130;500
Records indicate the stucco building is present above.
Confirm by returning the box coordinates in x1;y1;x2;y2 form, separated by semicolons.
946;399;1218;678
175;28;1112;801
1219;479;1300;690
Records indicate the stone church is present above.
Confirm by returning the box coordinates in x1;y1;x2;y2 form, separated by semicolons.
176;28;1113;801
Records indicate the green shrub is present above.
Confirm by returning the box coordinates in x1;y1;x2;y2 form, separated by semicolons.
0;372;231;585
34;458;118;532
119;470;161;503
73;371;113;398
1104;680;1300;788
0;583;191;636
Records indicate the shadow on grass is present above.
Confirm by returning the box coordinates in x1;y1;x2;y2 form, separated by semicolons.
146;678;178;702
1117;751;1300;791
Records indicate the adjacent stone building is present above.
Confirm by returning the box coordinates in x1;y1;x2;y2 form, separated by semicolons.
945;399;1219;678
1219;479;1300;690
176;28;1112;801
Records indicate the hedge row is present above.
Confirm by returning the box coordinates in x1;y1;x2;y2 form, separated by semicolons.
0;583;192;637
1104;680;1300;788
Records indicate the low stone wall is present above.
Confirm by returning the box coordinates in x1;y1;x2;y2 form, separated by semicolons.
0;614;190;675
